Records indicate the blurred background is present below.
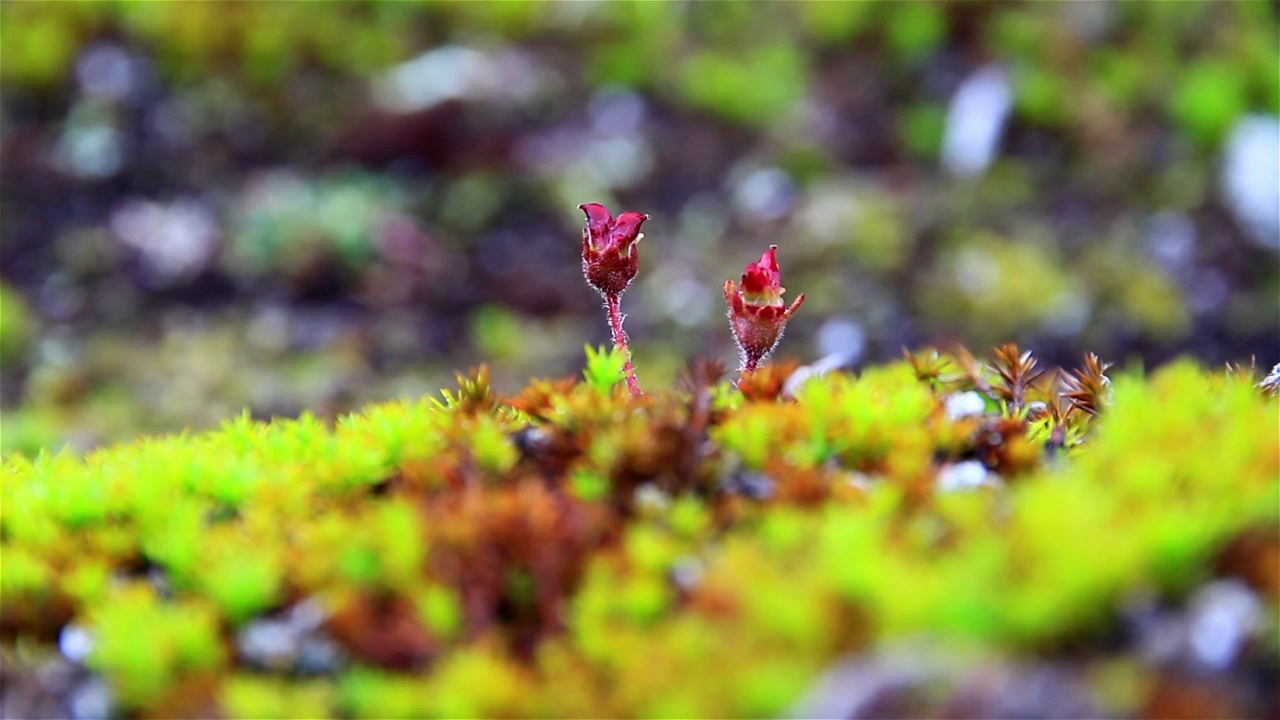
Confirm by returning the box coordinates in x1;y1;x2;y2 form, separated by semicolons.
1;1;1277;454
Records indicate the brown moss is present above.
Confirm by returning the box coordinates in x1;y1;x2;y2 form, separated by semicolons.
1215;526;1280;603
422;480;612;657
327;592;439;670
736;358;803;402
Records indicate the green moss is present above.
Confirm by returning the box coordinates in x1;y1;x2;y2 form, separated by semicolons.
414;583;464;640
581;344;628;395
1;349;1276;717
222;676;334;720
0;545;54;601
198;534;284;624
86;583;225;709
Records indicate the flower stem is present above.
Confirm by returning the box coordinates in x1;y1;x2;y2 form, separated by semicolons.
605;292;641;396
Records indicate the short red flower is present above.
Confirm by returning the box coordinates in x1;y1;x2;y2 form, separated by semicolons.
724;245;804;372
579;203;649;297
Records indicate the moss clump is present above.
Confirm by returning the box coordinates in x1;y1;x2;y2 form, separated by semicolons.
2;348;1277;717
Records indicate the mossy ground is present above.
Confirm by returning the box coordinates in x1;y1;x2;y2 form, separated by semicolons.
1;349;1277;718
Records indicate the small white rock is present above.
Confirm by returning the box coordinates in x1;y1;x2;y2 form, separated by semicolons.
59;623;94;664
943;66;1013;178
937;460;997;492
70;678;114;720
1187;580;1263;671
945;391;987;420
634;483;671;514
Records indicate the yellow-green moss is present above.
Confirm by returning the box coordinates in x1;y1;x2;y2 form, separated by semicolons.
1;351;1276;717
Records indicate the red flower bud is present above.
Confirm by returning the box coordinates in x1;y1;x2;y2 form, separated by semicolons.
724;245;804;373
579;202;649;297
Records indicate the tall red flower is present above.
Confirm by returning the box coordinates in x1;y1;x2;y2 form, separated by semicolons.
579;202;650;396
579;203;649;297
724;245;804;373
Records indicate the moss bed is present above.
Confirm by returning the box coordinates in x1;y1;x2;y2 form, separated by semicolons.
2;347;1277;718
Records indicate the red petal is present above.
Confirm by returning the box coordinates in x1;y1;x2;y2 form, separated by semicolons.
609;212;649;251
579;203;614;241
759;245;779;273
740;245;782;295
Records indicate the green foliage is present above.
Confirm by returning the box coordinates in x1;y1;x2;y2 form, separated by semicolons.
923;233;1078;334
3;0;1270;146
883;1;946;59
472;305;525;361
678;44;807;128
1172;60;1249;149
227;171;408;279
901;102;947;160
1;347;1276;717
0;282;33;365
0;2;417;86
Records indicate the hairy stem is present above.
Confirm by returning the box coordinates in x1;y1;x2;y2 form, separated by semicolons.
605;292;642;396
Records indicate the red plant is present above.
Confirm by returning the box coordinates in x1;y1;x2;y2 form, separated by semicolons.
579;203;650;396
723;245;805;374
577;208;805;388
